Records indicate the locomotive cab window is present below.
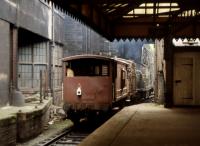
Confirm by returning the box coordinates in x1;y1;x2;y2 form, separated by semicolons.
95;66;100;75
121;69;126;89
102;65;109;76
65;62;74;77
65;59;110;77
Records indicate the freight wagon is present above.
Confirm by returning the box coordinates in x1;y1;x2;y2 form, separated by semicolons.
62;54;136;122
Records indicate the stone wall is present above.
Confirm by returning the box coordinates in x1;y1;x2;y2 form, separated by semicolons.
17;99;52;142
0;0;65;106
0;116;16;145
0;20;10;106
0;0;64;43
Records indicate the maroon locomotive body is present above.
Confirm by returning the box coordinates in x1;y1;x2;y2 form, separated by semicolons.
62;54;136;120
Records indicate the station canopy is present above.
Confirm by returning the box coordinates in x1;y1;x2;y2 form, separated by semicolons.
50;0;200;40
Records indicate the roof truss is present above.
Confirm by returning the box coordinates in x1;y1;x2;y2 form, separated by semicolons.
49;0;200;40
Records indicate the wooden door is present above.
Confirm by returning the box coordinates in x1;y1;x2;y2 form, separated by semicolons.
173;57;193;105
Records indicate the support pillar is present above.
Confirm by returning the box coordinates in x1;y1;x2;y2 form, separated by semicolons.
10;26;18;105
12;27;18;90
164;36;173;107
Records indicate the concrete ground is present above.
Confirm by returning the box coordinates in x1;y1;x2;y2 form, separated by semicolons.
0;95;51;120
79;103;200;146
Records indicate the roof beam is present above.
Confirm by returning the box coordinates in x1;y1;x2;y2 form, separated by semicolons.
50;0;200;40
113;18;200;39
110;1;142;21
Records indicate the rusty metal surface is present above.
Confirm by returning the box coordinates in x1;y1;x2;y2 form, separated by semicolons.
63;55;137;111
115;63;125;98
64;77;112;110
114;58;136;100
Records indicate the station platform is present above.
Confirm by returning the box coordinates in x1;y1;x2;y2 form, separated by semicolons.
79;103;200;146
0;95;53;145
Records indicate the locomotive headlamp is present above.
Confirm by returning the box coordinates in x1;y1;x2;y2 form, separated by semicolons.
76;84;82;96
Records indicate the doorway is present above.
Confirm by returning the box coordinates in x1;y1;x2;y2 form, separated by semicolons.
173;54;194;105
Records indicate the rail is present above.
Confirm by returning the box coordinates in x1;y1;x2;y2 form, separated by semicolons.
36;127;89;146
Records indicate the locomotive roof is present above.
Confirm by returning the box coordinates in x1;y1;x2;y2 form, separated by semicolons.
62;54;113;62
112;57;135;65
62;54;135;66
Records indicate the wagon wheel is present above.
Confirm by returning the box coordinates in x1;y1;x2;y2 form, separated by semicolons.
67;110;80;125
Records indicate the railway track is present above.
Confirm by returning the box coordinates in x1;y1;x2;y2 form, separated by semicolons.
36;127;89;146
35;99;150;146
35;109;115;146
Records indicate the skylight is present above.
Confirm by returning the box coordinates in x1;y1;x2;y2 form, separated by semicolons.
127;2;179;16
121;3;128;7
178;10;197;17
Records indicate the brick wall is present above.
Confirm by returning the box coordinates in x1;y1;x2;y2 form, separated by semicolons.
0;116;16;145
